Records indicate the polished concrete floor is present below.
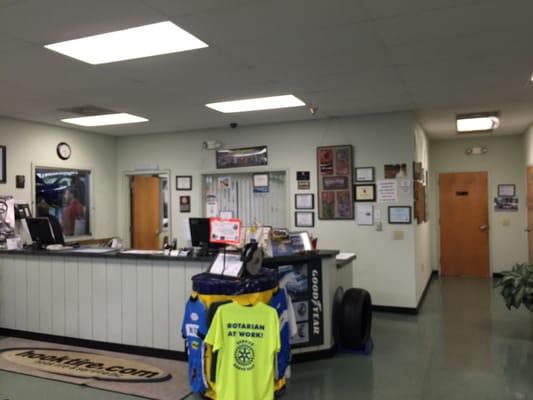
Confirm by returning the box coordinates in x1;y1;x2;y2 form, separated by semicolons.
1;277;532;400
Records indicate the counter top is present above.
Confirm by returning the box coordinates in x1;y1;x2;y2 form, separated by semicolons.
0;248;340;265
0;248;214;263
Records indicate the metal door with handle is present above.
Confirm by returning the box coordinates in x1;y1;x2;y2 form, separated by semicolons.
439;172;490;277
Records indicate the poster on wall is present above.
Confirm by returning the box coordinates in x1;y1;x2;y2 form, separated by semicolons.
384;163;408;179
275;259;324;348
216;146;268;169
297;171;310;190
317;145;354;219
494;197;518;212
377;180;398;203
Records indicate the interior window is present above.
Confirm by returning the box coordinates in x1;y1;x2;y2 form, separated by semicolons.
35;167;91;237
202;171;287;227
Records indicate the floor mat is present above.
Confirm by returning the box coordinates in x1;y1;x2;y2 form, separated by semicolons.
0;337;191;400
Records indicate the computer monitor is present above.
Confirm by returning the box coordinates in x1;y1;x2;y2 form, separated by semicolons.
189;217;223;252
26;217;57;247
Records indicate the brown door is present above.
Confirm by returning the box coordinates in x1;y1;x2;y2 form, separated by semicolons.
527;167;533;263
131;175;161;250
439;172;489;277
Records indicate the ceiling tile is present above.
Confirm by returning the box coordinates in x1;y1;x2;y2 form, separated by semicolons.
373;0;533;46
0;0;165;44
362;0;490;19
172;0;370;47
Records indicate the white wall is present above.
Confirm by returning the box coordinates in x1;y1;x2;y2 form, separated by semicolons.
429;135;528;273
414;123;432;302
116;113;420;307
0;116;118;238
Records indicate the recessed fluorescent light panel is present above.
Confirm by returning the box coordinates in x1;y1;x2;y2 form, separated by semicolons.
456;112;500;133
206;95;305;113
61;113;148;127
45;21;208;64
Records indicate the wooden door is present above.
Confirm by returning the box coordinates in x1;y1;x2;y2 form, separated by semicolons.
527;167;533;263
131;175;160;250
439;172;489;277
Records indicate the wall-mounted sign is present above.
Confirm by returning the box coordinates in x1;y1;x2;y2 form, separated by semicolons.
216;146;268;169
274;259;324;348
209;217;241;245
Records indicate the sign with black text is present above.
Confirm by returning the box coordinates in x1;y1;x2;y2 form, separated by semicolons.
277;259;324;348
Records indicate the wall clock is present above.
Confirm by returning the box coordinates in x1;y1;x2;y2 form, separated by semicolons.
57;142;71;160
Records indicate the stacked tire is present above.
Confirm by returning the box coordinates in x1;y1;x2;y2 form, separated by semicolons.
332;287;372;350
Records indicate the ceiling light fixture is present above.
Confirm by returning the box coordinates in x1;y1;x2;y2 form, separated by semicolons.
206;95;305;113
45;21;208;64
456;112;500;133
61;113;148;127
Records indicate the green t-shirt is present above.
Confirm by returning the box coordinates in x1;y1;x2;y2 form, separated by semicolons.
205;301;280;400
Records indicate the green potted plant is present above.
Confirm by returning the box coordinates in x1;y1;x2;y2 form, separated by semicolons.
494;263;533;311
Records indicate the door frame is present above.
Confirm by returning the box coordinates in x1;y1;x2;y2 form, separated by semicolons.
120;169;171;249
434;169;494;276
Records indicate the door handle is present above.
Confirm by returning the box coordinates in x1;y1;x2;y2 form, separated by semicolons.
526;228;531;233
479;224;489;231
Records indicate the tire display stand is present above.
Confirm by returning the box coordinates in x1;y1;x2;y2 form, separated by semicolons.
191;268;285;399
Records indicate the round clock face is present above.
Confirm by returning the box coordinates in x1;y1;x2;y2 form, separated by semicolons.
57;142;71;160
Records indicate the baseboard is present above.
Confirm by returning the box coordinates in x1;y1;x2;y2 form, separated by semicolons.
372;305;418;315
0;328;187;361
292;346;336;363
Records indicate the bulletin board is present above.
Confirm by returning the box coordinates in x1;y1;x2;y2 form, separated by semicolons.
317;145;354;219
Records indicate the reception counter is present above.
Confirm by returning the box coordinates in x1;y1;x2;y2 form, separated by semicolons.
0;249;353;359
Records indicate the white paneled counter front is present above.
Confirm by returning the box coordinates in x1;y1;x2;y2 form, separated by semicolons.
0;251;212;354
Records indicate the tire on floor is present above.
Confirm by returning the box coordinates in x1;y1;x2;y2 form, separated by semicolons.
340;288;372;349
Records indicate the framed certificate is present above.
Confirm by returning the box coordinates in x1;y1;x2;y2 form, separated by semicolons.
497;184;515;197
388;206;412;224
295;194;314;209
354;184;376;202
354;167;375;183
176;175;192;190
295;211;314;227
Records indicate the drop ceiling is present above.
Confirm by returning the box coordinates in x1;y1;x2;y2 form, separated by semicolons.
0;0;532;139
